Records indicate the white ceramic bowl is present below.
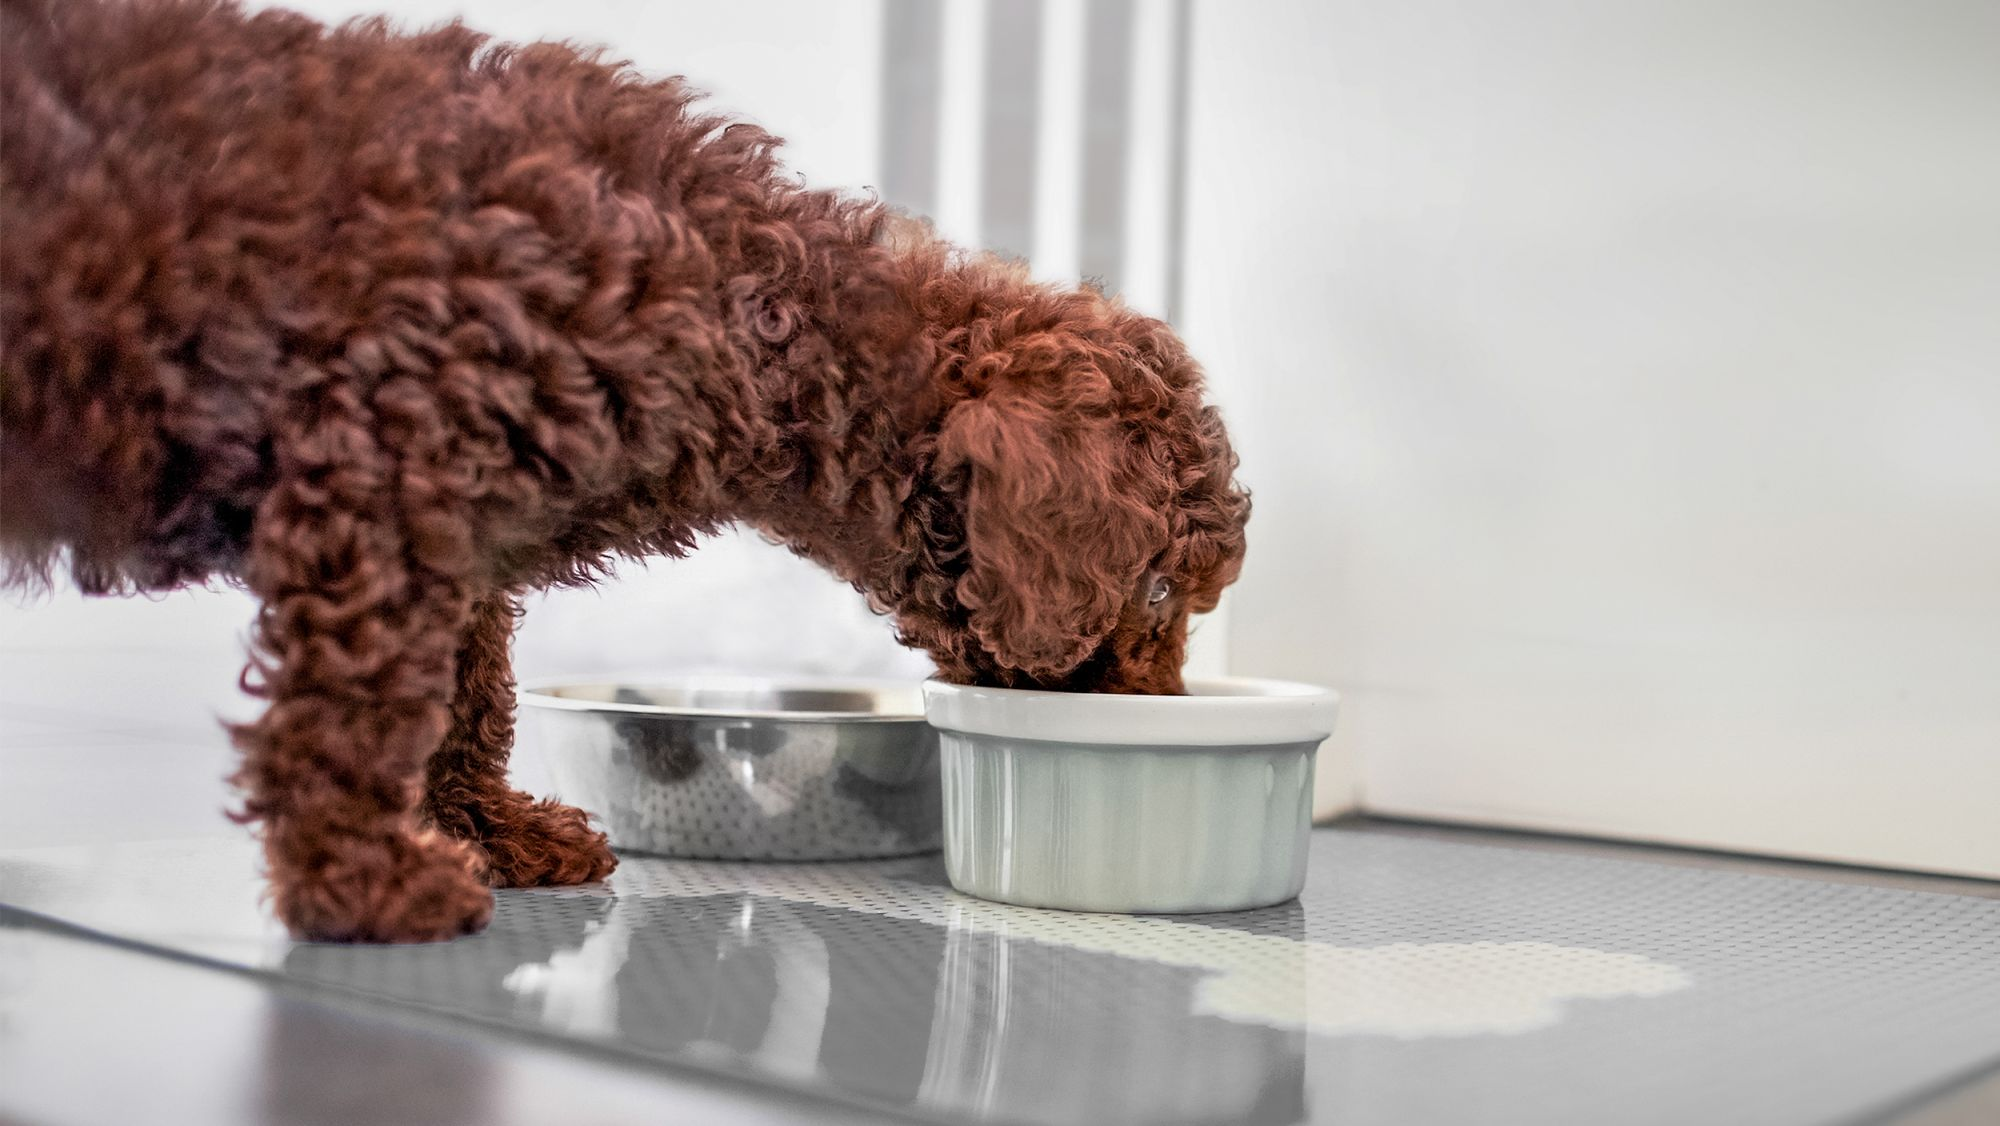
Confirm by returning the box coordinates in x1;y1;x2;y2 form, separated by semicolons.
922;677;1340;913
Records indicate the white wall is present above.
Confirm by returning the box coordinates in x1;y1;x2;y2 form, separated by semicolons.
1182;0;2000;874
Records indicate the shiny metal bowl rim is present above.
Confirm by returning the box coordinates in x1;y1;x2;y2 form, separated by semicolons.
517;673;929;724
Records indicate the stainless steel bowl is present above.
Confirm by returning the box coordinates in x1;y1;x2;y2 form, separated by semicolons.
518;677;941;860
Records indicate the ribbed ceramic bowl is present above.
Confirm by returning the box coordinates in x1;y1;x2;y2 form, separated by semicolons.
519;677;941;860
923;677;1339;913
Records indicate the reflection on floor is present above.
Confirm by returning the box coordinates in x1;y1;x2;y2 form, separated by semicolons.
4;827;1997;1126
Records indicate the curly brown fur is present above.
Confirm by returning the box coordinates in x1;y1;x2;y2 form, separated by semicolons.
0;0;1250;941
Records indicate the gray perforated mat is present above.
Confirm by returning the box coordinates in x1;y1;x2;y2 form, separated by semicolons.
1;829;1996;1125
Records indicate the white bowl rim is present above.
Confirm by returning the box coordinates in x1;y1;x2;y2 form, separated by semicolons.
922;676;1339;747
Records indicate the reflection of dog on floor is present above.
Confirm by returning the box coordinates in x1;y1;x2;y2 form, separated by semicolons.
0;0;1249;942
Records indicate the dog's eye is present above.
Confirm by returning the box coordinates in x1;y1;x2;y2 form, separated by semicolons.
1147;575;1172;605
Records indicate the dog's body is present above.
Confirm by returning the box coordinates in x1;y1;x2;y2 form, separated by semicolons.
0;0;1249;941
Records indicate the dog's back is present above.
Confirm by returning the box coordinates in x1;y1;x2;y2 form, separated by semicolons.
1;0;321;590
0;0;914;596
1;0;713;592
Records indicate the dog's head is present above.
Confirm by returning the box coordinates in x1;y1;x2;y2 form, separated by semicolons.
923;311;1250;695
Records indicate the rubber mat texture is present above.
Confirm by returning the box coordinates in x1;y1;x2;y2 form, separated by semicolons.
1;829;1996;1126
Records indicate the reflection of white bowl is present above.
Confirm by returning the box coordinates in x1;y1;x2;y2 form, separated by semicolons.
922;678;1340;913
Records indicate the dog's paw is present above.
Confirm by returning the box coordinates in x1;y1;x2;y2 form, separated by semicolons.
271;828;495;943
473;794;618;888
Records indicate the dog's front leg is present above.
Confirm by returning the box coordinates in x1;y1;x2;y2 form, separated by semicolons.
230;471;493;943
422;591;617;888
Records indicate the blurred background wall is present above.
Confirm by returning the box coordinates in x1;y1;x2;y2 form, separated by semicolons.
4;1;1994;873
1180;0;2000;872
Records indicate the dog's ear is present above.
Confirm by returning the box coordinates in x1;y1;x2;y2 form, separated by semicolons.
936;392;1167;680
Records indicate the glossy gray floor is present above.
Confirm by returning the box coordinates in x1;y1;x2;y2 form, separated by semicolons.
5;822;2000;1126
0;919;896;1126
2;645;1998;1125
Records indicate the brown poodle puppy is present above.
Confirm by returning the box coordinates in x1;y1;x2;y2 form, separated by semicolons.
0;0;1250;942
